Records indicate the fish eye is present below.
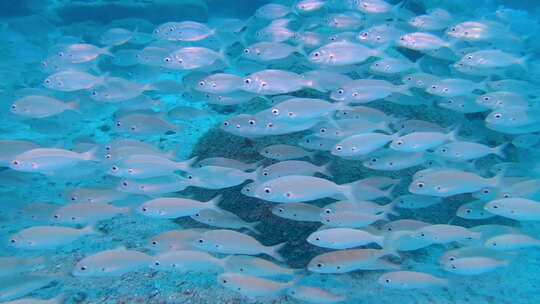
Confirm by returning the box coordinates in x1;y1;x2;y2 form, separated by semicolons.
466;55;473;60
315;237;320;241
441;148;447;152
222;279;227;284
141;207;147;212
44;79;52;84
111;166;118;171
417;182;425;188
493;113;502;119
80;266;87;271
197;239;204;243
248;119;256;125
243;48;250;54
385;279;390;283
12;160;19;166
164;57;171;63
271;108;280;115
483;96;490;101
116;122;122;127
278;208;284;213
223;121;229;127
320;128;327;133
503;193;510;198
262;171;269;176
431;85;437;89
313;52;320;57
406;76;412;81
465;209;471;213
451;28;456;32
337;89;344;94
443;88;449;92
371;158;377;162
451;264;457;269
264;187;271;194
335;145;343;151
198;81;205;86
122;181;128;187
395;140;403;146
10;104;16;109
244;78;252;84
10;239;16;243
492;204;499;209
316;263;323;268
54;214;59;219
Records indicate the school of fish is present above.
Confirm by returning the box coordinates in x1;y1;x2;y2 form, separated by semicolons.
1;0;540;303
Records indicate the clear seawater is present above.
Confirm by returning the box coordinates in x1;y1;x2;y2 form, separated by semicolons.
1;0;540;303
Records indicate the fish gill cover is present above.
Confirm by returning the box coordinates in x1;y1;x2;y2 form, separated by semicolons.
0;0;540;303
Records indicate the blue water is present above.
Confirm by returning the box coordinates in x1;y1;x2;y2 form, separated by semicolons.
1;0;540;303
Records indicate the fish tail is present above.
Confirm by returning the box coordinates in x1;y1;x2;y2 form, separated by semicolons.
493;143;508;158
397;84;413;96
489;171;505;188
318;162;333;178
374;235;385;248
379;120;393;134
102;46;114;57
246;221;261;234
81;146;99;161
447;125;460;142
81;224;98;235
382;247;401;259
295;43;307;57
383;183;397;200
384;201;400;217
517;54;531;68
67;101;80;113
267;242;287;262
437;277;450;287
176;156;198;171
207;194;224;211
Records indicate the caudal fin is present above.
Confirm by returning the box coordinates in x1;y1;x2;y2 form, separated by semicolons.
493;143;508;158
246;221;261;234
267;242;287;262
176;156;198;171
318;162;333;177
206;195;224;211
66;101;80;113
80;225;98;235
81;147;99;161
383;201;400;217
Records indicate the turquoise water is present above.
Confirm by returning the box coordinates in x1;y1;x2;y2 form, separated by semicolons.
1;0;540;303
